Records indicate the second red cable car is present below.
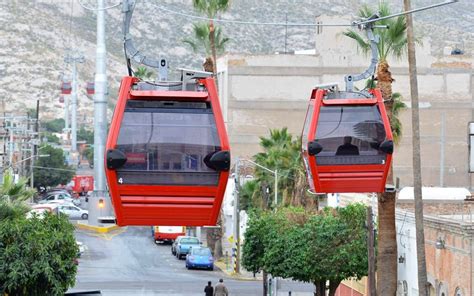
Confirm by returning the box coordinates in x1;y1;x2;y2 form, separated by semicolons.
302;86;393;193
105;70;230;227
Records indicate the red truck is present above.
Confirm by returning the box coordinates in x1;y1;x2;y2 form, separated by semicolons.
72;176;94;195
152;226;186;244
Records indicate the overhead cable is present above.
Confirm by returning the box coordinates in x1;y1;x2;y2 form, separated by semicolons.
77;0;121;11
147;2;347;27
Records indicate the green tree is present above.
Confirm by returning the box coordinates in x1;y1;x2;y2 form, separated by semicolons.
243;205;368;296
190;0;231;75
84;146;94;168
0;171;35;220
239;179;260;211
33;145;75;188
43;132;61;144
241;210;275;296
77;127;94;144
304;204;368;296
134;66;154;80
252;128;314;209
0;213;78;295
343;3;408;293
43;118;65;133
183;22;230;72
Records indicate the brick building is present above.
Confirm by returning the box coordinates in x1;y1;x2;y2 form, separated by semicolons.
397;193;474;296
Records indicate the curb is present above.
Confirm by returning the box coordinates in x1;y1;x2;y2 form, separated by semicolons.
214;261;261;281
75;222;121;233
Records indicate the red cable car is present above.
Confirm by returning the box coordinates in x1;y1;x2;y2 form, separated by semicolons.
61;82;72;95
86;82;95;95
302;86;393;193
105;70;230;227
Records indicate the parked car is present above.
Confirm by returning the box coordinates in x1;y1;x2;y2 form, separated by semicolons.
171;235;186;255
57;204;88;219
38;191;80;206
185;247;214;270
175;236;201;259
26;204;59;219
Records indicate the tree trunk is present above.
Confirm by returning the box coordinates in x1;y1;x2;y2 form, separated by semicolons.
328;280;341;296
376;59;398;296
208;211;224;259
262;271;268;296
203;57;214;73
209;20;218;87
315;280;326;296
404;1;428;295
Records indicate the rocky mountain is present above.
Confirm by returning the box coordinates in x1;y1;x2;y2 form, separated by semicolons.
0;0;472;121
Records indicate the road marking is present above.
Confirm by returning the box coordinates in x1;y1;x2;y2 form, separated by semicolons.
76;227;127;240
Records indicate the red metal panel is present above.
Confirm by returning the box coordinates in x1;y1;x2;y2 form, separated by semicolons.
105;76;230;227
322;98;377;105
130;90;209;100
305;88;393;193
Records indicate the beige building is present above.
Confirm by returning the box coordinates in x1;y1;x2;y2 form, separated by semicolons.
216;17;473;189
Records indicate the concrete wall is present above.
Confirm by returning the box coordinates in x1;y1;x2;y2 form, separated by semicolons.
217;52;474;189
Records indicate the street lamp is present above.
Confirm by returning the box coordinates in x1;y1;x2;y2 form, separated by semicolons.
237;158;278;207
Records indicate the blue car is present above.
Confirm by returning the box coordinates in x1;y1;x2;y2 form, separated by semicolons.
175;236;200;259
185;247;214;270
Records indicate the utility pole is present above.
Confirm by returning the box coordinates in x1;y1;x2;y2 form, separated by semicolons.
89;0;112;225
367;206;376;296
64;84;70;139
64;51;84;153
233;159;241;274
403;0;428;295
284;13;288;53
30;100;39;188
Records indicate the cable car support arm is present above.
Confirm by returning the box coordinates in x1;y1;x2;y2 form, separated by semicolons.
344;19;379;92
122;0;163;73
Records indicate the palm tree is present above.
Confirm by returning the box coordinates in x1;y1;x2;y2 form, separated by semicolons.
134;66;154;80
183;22;230;73
0;171;35;220
252;128;314;209
191;0;231;76
344;2;408;295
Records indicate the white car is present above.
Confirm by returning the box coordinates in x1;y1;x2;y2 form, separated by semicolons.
57;204;88;220
39;192;80;206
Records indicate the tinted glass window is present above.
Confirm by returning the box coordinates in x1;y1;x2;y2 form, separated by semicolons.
315;105;387;165
180;238;200;244
116;101;221;185
193;248;211;256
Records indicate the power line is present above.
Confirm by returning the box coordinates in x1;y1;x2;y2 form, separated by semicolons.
32;166;76;172
77;0;121;11
146;2;347;27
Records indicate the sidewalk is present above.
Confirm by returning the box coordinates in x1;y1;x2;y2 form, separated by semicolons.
214;259;262;281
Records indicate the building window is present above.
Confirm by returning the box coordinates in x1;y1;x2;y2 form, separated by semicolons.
454;287;464;296
438;282;448;296
397;280;408;296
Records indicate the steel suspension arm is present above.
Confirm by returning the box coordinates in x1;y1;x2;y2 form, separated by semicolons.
122;0;162;69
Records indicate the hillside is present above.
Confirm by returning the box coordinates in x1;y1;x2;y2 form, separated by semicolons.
0;0;472;121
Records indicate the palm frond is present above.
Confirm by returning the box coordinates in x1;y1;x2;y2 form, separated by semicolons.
342;30;370;54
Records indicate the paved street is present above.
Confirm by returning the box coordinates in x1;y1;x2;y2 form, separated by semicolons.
70;227;263;295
